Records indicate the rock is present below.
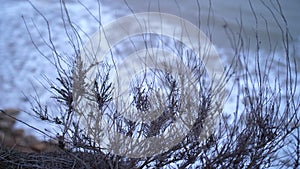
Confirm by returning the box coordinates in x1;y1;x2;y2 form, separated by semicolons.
30;141;62;152
14;134;38;149
30;142;47;152
0;120;15;129
0;108;60;153
0;108;20;129
17;146;35;153
12;129;24;137
2;108;20;116
0;132;16;147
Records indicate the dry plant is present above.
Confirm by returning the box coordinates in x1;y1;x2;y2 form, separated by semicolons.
1;0;299;168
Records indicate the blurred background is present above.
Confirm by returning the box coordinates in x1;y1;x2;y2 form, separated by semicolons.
0;0;299;139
